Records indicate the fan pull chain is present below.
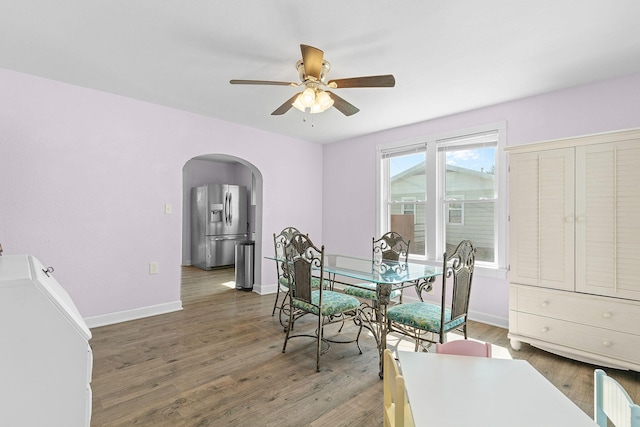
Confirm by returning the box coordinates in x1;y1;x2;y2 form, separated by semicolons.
302;114;315;127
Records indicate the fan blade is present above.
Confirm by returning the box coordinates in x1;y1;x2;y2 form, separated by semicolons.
230;79;298;86
271;93;300;116
328;74;395;88
326;91;360;116
300;44;324;80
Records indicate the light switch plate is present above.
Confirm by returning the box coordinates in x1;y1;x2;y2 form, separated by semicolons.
149;262;159;274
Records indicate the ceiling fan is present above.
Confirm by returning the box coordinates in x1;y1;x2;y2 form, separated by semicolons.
230;44;395;116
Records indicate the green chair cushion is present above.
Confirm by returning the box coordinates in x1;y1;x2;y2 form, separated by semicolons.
278;276;290;288
292;290;360;316
278;276;324;290
311;277;328;289
343;282;401;300
386;302;466;333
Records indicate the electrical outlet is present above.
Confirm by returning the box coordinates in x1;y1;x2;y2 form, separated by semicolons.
165;204;172;215
149;262;159;274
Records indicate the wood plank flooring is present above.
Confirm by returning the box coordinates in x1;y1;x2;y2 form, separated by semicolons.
90;266;640;426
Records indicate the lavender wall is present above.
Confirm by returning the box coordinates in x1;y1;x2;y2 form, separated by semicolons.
323;72;640;327
0;68;323;323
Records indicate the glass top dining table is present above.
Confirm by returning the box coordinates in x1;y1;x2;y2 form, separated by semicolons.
324;255;443;376
323;254;442;289
266;253;442;290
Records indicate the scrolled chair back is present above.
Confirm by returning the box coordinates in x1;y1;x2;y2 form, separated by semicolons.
373;231;410;264
273;227;301;279
444;239;476;323
274;227;300;258
283;233;324;305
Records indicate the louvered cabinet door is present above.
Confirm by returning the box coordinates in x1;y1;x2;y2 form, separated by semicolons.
576;141;640;300
508;148;575;291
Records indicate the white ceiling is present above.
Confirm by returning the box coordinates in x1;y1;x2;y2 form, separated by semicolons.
2;1;640;144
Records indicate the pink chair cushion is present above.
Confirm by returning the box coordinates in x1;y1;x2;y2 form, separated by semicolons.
435;340;492;357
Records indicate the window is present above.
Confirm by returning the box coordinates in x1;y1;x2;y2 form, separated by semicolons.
383;150;427;256
377;122;506;270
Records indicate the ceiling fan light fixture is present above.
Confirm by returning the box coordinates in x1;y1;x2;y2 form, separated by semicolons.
310;103;323;114
316;90;334;110
292;93;307;112
300;87;316;107
309;90;334;114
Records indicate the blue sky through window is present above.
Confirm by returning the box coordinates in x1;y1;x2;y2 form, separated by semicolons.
390;148;496;177
446;147;496;174
390;153;424;177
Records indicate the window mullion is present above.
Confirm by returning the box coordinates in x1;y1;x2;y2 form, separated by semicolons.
425;141;439;261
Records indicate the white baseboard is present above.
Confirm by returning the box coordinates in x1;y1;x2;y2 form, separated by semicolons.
257;283;277;295
85;300;183;329
468;310;508;329
82;291;507;330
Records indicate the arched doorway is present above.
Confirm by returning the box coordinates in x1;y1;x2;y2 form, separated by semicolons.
182;154;263;288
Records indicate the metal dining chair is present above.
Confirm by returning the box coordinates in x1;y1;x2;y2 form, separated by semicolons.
272;227;327;329
281;233;364;372
386;240;476;351
271;226;301;322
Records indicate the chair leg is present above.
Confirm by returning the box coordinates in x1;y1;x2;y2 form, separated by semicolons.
316;314;323;372
282;302;295;353
278;292;291;331
271;285;281;316
354;312;363;355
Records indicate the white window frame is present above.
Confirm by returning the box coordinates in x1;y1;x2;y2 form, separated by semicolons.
376;121;507;277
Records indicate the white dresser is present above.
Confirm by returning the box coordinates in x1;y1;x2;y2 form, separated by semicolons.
0;255;93;426
506;128;640;370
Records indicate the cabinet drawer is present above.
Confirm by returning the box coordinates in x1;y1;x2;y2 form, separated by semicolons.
510;285;640;335
514;312;640;364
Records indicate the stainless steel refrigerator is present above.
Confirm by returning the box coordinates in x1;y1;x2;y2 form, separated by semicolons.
191;184;248;270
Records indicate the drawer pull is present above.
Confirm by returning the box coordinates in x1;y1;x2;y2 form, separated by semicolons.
540;301;549;308
541;327;549;333
603;341;612;347
603;312;612;319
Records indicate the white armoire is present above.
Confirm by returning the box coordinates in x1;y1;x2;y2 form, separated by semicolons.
506;128;640;371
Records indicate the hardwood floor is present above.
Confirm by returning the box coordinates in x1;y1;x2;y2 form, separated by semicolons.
90;266;640;426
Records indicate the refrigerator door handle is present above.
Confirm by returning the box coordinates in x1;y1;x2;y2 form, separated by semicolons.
228;192;233;225
224;192;229;225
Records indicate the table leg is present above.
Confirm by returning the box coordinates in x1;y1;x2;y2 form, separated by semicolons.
376;283;393;378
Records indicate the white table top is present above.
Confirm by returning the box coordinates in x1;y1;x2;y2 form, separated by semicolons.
397;351;597;427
